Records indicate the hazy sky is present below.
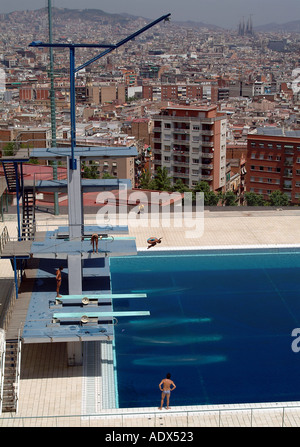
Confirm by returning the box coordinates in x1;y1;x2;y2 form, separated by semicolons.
1;0;300;29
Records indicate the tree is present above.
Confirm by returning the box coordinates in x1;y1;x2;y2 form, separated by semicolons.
153;166;172;191
244;192;265;206
269;190;290;206
172;179;190;193
3;142;16;157
139;170;156;189
220;190;237;206
193;181;219;206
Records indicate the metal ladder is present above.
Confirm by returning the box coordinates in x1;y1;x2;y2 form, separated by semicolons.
1;338;21;413
21;187;36;241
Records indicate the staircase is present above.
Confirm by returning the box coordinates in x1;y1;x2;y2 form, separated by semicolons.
2;162;19;193
21;187;36;241
1;339;21;413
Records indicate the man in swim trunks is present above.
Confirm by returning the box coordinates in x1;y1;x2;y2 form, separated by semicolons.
91;233;102;253
56;266;63;298
147;237;162;249
159;373;176;410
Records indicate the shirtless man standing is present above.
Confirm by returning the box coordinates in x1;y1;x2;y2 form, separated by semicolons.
56;266;63;298
159;373;176;410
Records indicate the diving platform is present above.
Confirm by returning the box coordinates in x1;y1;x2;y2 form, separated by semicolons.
29;145;138;160
33;178;132;193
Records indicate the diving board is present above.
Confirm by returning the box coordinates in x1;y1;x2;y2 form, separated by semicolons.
52;311;150;322
56;293;147;302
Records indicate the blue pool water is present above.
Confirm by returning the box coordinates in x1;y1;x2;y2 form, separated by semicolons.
109;249;300;409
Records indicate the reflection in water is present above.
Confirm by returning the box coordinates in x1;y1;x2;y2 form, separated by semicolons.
133;354;226;366
123;334;221;345
126;317;211;329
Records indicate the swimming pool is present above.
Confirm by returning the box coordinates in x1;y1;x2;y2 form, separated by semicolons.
110;248;300;409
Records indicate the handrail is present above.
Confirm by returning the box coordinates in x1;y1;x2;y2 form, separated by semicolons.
0;329;5;415
0;402;300;426
14;330;22;413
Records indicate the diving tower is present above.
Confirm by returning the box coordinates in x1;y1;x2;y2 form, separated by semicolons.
0;13;171;374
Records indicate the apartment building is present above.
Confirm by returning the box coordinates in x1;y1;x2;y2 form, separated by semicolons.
152;105;227;191
245;128;300;204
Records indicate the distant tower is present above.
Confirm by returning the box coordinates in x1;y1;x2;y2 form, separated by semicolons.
238;15;254;36
238;17;245;36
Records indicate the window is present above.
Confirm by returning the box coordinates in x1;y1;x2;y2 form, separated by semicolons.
251;153;256;159
192;159;199;164
259;166;264;171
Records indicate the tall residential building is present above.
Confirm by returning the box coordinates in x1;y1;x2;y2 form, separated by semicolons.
245;128;300;204
152;105;227;191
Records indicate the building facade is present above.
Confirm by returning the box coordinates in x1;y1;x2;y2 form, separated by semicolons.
245;128;300;204
152;105;227;191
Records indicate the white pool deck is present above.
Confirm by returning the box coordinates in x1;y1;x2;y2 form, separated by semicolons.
1;208;300;427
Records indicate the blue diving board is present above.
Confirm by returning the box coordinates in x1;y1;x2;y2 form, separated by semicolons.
29;146;138;159
56;293;147;301
30;237;137;259
56;225;129;236
53;311;150;320
34;178;132;193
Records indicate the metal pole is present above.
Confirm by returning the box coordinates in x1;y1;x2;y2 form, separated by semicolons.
69;46;76;170
48;0;59;215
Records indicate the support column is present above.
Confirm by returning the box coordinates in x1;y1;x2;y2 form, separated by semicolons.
67;253;83;366
67;254;82;295
67;155;83;240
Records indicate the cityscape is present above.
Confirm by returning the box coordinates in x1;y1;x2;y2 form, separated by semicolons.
1;3;300;430
0;7;300;207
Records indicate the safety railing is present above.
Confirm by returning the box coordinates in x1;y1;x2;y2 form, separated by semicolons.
0;403;300;427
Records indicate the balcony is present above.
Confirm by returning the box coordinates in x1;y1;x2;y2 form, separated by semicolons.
173;172;190;179
201;175;213;181
202;141;214;147
173;160;190;167
200;152;214;159
283;183;292;190
173;128;190;134
199;163;213;169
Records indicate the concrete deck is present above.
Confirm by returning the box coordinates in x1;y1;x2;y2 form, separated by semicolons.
1;208;300;427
